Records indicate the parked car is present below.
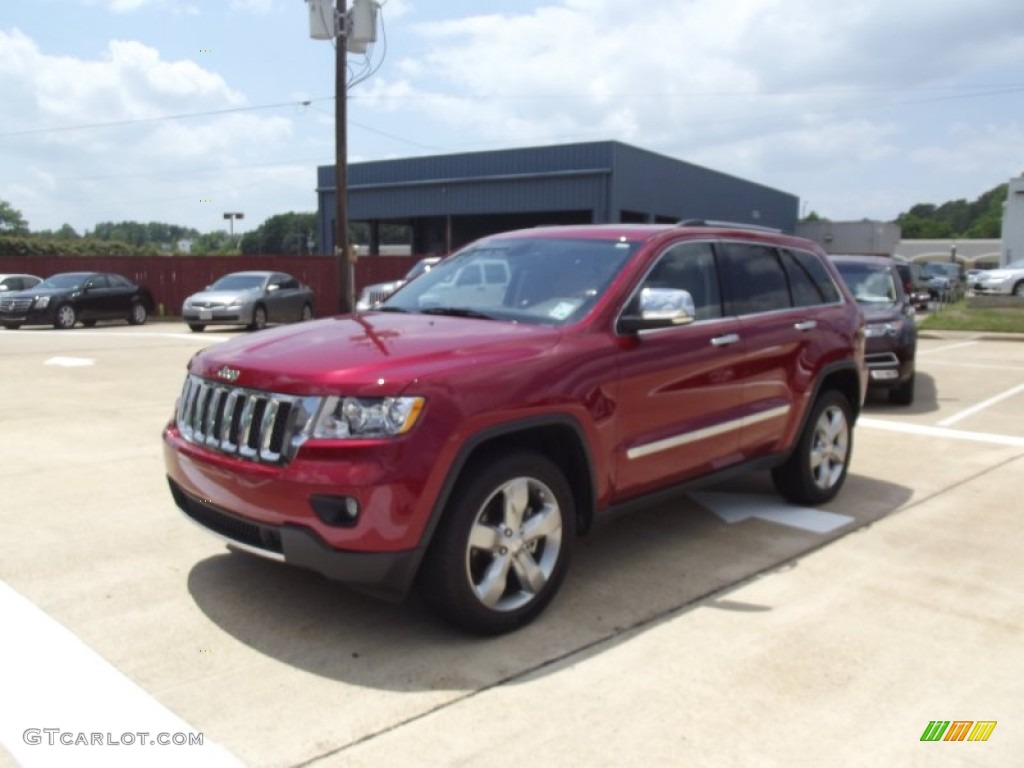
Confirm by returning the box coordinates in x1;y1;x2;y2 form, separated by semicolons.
921;262;966;302
164;221;867;634
891;260;930;310
356;257;442;311
0;271;152;330
973;259;1024;297
0;274;42;293
182;271;314;332
831;255;917;405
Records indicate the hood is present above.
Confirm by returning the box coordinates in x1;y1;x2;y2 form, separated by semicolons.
2;285;74;300
186;288;259;304
190;312;562;396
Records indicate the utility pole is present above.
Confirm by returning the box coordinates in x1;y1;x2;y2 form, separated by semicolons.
335;0;352;313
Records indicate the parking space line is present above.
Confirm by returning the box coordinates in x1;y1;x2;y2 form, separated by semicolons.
859;417;1024;448
0;580;241;767
918;340;980;355
937;383;1024;427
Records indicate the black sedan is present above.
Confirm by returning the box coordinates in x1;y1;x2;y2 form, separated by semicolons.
0;272;154;330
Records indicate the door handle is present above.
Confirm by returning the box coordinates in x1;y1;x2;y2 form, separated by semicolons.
794;320;817;332
711;333;740;347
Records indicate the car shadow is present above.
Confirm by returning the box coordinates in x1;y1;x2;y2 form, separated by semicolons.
863;370;939;416
186;471;913;693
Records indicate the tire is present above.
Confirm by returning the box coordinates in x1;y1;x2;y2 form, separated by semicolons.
249;305;267;331
188;323;206;333
1013;281;1024;298
54;303;77;330
423;451;575;635
82;319;98;328
1;322;21;330
128;302;147;325
889;373;915;406
300;303;313;322
772;390;853;505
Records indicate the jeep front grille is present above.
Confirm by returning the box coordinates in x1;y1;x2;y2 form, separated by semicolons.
176;374;321;464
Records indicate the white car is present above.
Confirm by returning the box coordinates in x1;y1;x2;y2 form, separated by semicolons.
0;273;42;293
356;257;441;310
973;259;1024;297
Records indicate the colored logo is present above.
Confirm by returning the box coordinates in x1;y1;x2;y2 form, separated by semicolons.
216;366;240;382
921;721;997;742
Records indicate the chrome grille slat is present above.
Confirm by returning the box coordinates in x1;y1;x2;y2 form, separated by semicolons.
175;374;320;465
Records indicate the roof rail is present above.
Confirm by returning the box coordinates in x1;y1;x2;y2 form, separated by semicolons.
676;219;782;234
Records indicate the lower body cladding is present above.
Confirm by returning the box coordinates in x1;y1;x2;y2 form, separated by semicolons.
162;433;431;601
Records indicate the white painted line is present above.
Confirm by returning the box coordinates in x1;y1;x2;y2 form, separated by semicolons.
43;357;95;368
690;492;855;533
0;331;225;342
859;417;1024;448
918;340;979;355
0;580;242;767
937;383;1024;427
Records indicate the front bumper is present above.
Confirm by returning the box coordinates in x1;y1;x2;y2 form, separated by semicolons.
167;476;422;600
0;307;55;326
183;306;251;326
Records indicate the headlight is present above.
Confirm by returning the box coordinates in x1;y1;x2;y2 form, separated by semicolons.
865;321;902;338
312;396;425;439
34;296;50;309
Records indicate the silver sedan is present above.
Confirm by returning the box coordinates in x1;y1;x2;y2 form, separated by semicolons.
182;271;315;332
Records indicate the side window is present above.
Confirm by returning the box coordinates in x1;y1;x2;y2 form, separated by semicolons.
456;265;482;286
790;249;841;304
638;241;722;320
280;277;299;290
86;275;110;290
483;262;508;285
780;249;827;307
720;243;791;315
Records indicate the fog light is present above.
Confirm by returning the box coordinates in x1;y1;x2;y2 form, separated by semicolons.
310;495;360;527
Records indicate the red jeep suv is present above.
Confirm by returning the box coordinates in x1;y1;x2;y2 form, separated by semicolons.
164;222;866;634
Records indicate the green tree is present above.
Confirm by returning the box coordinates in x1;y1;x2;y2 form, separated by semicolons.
241;212;318;255
0;199;30;235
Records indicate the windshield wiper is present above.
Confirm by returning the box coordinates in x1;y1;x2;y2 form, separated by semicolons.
419;307;497;320
374;305;409;313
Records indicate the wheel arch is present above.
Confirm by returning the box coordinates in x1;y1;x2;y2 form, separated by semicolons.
422;415;599;556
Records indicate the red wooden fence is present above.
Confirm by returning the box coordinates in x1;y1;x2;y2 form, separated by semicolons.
0;254;422;318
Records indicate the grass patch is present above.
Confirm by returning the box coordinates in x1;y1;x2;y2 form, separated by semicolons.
919;299;1024;334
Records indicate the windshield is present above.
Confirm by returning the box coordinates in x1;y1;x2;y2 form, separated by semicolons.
403;259;438;281
835;263;898;305
39;273;91;290
380;236;638;325
209;274;266;291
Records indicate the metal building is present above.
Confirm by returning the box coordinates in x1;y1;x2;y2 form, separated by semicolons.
316;140;799;256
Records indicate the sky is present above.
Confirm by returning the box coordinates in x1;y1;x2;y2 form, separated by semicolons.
1;0;1023;236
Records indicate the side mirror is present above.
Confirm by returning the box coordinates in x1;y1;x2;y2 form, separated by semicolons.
618;287;696;334
267;284;280;293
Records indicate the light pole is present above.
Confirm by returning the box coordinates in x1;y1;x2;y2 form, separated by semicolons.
223;212;244;239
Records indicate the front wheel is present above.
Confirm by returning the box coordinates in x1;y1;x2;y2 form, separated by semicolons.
54;303;77;330
1013;281;1024;298
889;373;915;406
772;390;853;505
249;305;267;331
188;323;205;333
423;452;575;635
128;302;147;325
1;322;21;330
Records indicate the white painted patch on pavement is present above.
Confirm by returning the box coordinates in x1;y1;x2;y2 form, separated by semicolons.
859;417;1024;448
43;357;95;367
0;580;241;768
937;383;1024;427
690;492;855;533
918;339;979;355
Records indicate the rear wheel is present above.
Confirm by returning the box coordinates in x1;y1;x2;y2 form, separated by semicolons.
423;452;574;635
54;303;77;330
82;319;98;328
188;323;205;332
300;303;313;322
772;390;853;505
1;322;21;330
